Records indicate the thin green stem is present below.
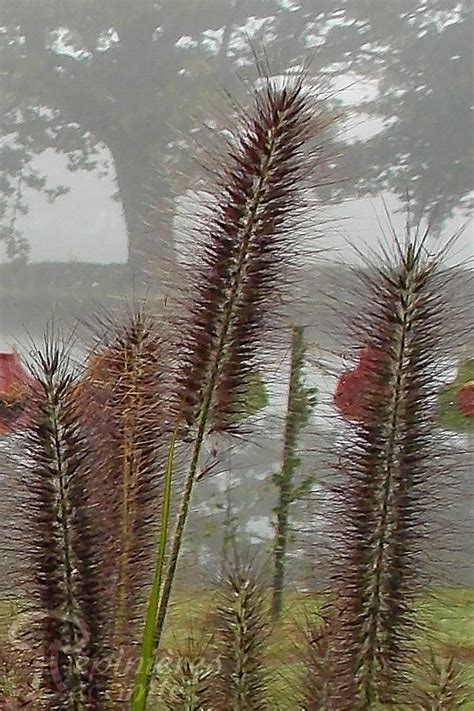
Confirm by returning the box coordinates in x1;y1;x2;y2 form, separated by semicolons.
131;428;177;710
271;324;304;621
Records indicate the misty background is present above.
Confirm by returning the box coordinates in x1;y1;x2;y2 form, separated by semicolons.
0;0;472;589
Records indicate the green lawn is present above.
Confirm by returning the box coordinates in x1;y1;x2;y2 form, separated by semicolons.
158;587;474;708
2;587;473;708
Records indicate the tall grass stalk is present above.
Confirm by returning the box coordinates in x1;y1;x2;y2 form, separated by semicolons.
21;336;111;708
133;70;332;708
79;307;166;703
272;324;315;621
131;429;176;707
330;236;456;708
214;566;270;710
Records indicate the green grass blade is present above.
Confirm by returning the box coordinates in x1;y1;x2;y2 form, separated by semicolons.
131;428;177;710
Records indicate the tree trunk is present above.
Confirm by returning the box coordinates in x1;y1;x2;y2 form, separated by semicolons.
109;137;176;288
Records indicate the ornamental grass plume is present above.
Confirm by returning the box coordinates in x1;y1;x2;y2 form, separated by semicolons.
411;650;470;710
328;234;462;709
157;636;217;710
175;71;330;435
135;67;332;705
213;564;271;711
153;65;332;640
18;335;111;709
77;305;167;700
299;610;334;711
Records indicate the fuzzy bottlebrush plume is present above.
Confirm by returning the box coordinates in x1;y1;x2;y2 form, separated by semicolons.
157;637;217;711
213;566;271;711
152;70;331;655
411;650;470;710
135;71;332;710
175;73;329;433
18;337;111;709
299;610;335;711
76;306;166;700
328;237;460;709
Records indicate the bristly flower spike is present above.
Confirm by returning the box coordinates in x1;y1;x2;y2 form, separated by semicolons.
213;564;270;710
329;233;462;709
176;72;331;433
77;304;166;701
134;69;333;709
20;334;111;709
